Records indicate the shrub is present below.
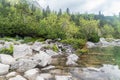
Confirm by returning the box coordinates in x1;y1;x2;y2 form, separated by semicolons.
61;38;86;49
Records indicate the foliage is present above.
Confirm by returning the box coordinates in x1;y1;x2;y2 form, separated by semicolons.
61;39;86;49
0;44;13;55
52;44;59;52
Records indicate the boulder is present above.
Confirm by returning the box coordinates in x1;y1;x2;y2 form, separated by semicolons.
66;54;79;66
32;51;52;67
24;68;39;80
13;44;32;59
36;76;44;80
39;73;53;80
55;75;72;80
0;63;10;75
31;42;42;52
86;42;96;48
10;59;38;72
9;75;27;80
0;54;15;65
6;72;17;79
4;41;13;49
46;50;59;57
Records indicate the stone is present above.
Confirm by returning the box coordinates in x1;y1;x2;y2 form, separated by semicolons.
10;59;38;72
13;44;32;59
0;44;3;50
24;68;39;80
36;76;44;80
55;75;72;80
86;42;96;48
6;72;17;78
9;75;27;80
31;42;42;52
0;63;9;75
32;51;52;67
41;65;55;71
87;67;100;72
66;54;79;66
0;54;15;65
39;73;53;80
46;50;59;57
4;41;13;49
0;40;5;44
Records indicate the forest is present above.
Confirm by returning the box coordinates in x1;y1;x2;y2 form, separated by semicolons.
0;0;120;44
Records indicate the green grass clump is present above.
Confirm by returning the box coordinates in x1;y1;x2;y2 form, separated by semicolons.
0;44;13;55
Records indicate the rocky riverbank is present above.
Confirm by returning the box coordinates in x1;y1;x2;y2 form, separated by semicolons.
87;38;120;48
0;39;120;80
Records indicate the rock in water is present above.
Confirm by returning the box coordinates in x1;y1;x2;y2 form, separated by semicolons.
0;63;10;75
55;75;72;80
66;54;79;66
0;54;15;65
13;44;32;59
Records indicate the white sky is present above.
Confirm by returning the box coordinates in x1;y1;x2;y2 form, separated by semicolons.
38;0;120;16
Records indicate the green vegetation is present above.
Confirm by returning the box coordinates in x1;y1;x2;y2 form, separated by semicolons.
0;44;13;55
0;0;120;51
52;44;59;52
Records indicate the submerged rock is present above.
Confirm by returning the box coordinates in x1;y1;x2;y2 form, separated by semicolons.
55;75;72;80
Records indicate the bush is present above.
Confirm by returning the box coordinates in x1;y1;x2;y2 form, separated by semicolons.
61;39;86;49
0;44;13;55
76;48;88;54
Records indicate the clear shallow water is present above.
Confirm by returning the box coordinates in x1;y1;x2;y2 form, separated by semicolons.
84;46;120;67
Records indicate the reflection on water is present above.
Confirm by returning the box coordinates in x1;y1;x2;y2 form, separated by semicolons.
80;46;120;67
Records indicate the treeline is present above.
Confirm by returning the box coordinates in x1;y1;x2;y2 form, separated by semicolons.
0;0;120;43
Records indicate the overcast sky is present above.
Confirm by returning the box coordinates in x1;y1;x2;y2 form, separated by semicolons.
38;0;120;16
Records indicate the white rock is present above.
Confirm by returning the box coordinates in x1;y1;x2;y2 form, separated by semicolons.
4;41;13;49
66;54;79;66
41;65;55;71
0;44;3;50
86;42;96;48
46;50;59;57
9;75;27;80
6;72;17;78
0;63;10;75
39;73;53;80
0;54;15;65
31;42;42;52
24;68;39;80
33;51;52;67
13;44;32;59
10;59;38;72
87;67;100;72
36;76;44;80
55;75;72;80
